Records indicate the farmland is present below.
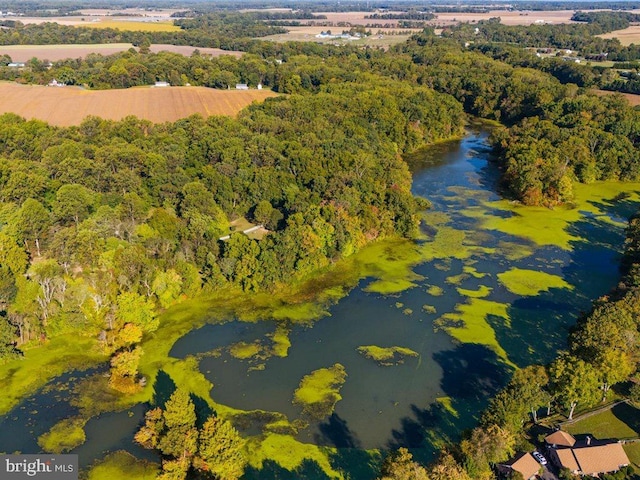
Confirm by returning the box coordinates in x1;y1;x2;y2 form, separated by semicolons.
598;25;640;45
260;26;419;48
0;44;243;62
259;9;579;46
0;83;277;126
430;9;578;26
77;20;179;32
14;7;183;30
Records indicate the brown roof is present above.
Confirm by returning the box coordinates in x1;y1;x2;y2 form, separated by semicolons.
511;453;541;480
573;443;630;475
556;448;580;472
545;430;576;447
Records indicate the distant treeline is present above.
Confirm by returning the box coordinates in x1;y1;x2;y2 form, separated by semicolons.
0;14;286;50
571;10;640;31
365;11;435;21
446;21;627;58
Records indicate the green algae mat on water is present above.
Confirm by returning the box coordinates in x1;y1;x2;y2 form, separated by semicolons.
293;364;347;420
357;345;419;366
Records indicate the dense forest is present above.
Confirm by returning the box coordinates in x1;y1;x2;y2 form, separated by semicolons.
0;69;464;350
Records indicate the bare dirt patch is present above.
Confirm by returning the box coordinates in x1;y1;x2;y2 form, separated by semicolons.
0;44;242;62
0;83;277;126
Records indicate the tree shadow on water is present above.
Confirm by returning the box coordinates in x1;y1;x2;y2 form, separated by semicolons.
496;210;633;368
387;403;448;449
315;413;361;449
312;414;383;479
151;370;177;409
434;343;513;401
190;393;215;428
329;448;381;480
383;344;513;464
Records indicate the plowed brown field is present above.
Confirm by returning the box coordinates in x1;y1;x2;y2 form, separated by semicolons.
0;83;277;126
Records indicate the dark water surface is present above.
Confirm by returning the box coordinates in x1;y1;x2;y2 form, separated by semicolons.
0;129;632;476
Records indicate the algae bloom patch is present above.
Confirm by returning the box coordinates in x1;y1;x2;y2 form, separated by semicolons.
292;364;347;420
497;268;573;296
357;345;419;366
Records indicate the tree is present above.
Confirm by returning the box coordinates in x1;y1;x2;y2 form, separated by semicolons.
0;315;20;361
593;349;634;401
195;415;247;480
550;354;600;420
252;200;274;225
28;259;64;328
109;346;142;392
158;390;198;462
116;292;158;333
14;198;50;256
53;184;95;227
460;425;515;480
134;407;164;450
136;388;247;480
152;270;183;309
379;448;429;480
511;365;550;423
428;452;471;480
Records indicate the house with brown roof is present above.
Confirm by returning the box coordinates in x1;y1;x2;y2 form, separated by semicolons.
544;430;576;448
549;443;630;477
498;452;541;480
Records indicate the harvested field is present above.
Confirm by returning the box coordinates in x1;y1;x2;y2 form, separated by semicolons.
17;17;179;31
261;25;419;48
0;44;242;62
0;83;277;126
79;20;179;32
593;88;640;106
75;8;182;17
598;25;640;45
288;9;577;27
431;9;578;26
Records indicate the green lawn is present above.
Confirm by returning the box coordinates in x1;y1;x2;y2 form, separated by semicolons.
624;442;640;468
565;403;640;440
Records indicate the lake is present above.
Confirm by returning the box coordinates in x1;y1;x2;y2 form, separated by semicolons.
0;127;635;478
